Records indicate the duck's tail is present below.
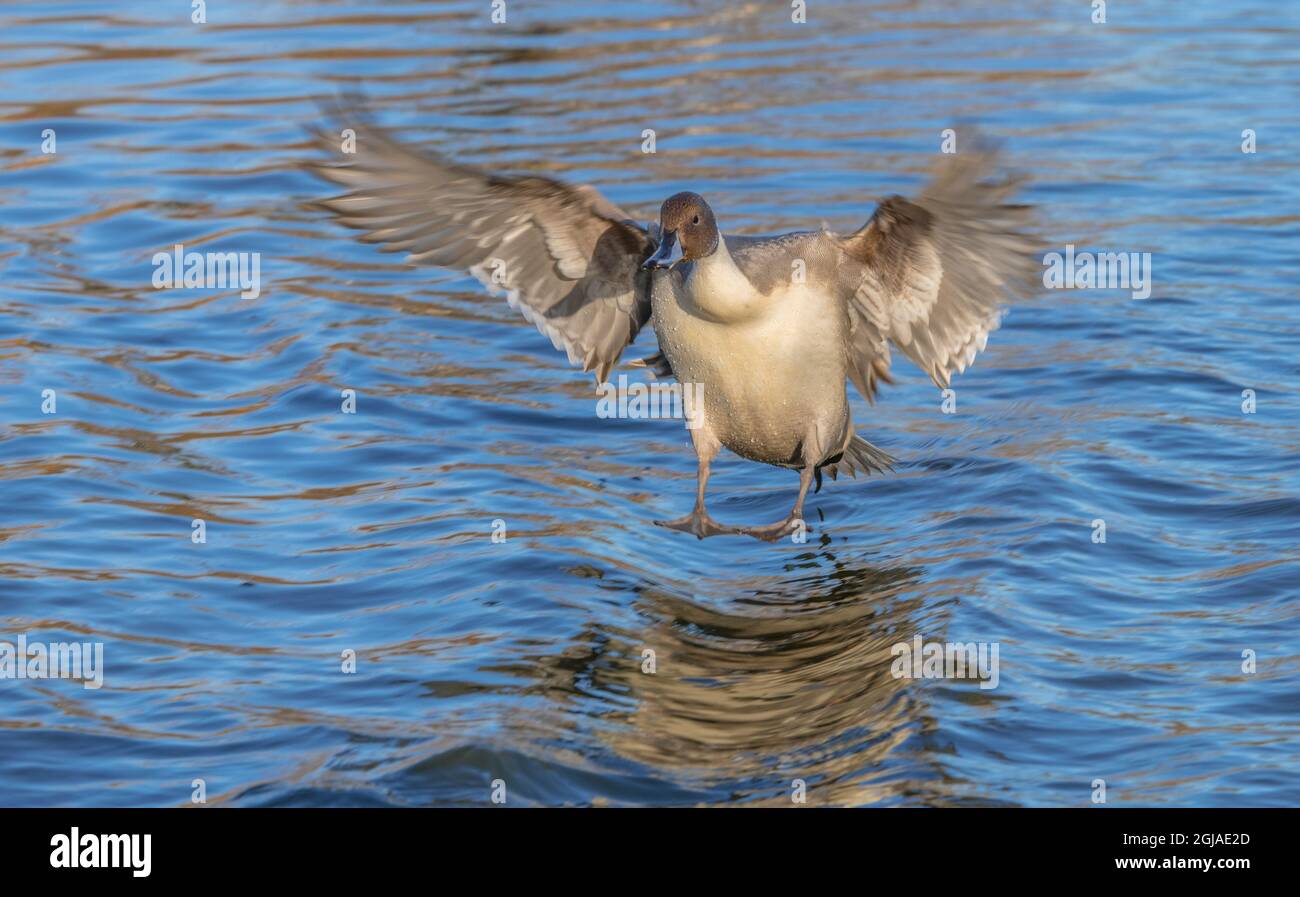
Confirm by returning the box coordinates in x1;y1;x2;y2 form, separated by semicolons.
815;434;896;493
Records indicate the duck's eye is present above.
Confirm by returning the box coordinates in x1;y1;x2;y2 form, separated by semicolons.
692;215;700;225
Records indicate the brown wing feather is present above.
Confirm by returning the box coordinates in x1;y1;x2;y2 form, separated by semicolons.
840;145;1040;393
308;121;655;384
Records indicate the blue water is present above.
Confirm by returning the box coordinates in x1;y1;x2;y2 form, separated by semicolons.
1;0;1297;807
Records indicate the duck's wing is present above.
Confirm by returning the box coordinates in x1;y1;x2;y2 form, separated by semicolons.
309;123;655;384
837;145;1040;401
727;232;825;296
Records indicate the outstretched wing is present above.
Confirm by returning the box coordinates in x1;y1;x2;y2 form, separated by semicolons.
839;146;1040;399
309;122;655;383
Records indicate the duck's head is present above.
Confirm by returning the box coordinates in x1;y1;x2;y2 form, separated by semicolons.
642;192;719;270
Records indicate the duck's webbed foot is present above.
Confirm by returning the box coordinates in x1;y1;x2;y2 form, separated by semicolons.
738;515;805;543
654;508;739;539
740;461;817;542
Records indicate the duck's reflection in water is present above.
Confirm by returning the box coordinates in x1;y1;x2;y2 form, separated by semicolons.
535;548;965;806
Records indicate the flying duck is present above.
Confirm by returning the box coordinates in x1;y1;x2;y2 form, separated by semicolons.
310;123;1039;541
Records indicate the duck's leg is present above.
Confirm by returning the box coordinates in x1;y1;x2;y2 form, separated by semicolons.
739;463;815;542
654;426;739;539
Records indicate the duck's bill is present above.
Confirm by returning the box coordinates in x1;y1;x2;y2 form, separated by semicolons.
642;231;683;269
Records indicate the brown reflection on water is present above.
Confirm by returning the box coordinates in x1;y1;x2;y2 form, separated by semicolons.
502;550;988;806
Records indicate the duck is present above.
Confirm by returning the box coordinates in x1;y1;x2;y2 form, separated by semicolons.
310;121;1039;541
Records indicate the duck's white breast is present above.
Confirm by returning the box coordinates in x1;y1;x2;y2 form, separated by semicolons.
651;273;850;465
